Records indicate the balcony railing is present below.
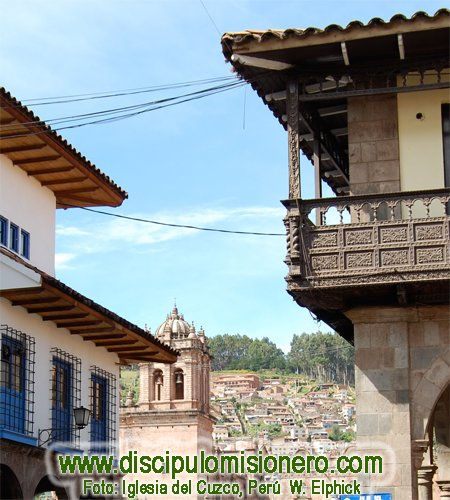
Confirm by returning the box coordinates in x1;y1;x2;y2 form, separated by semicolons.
283;188;450;289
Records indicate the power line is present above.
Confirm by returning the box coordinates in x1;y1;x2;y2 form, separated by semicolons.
16;75;238;106
69;206;285;237
199;0;222;37
0;80;243;130
0;80;246;139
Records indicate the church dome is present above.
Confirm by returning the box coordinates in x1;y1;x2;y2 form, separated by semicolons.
155;305;192;340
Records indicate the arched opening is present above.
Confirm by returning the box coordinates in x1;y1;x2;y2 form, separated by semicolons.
153;370;163;401
174;369;184;400
34;475;68;499
0;464;22;500
432;384;450;488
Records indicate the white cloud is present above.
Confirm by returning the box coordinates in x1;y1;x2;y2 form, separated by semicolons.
55;253;76;270
56;205;284;259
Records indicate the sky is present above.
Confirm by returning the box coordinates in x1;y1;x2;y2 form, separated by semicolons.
1;0;445;352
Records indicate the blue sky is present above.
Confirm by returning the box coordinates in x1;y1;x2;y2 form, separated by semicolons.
2;0;444;351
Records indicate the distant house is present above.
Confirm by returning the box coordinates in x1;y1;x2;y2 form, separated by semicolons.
0;88;177;499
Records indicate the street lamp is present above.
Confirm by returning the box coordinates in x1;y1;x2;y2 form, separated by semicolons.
38;406;91;446
73;406;91;429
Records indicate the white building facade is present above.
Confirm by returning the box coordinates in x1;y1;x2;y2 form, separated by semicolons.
0;88;177;499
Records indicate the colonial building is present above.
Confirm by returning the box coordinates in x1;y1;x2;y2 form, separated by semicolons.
0;88;177;499
222;8;450;499
120;306;213;492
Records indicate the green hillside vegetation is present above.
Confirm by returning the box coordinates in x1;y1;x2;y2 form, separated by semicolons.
210;331;354;385
120;331;355;403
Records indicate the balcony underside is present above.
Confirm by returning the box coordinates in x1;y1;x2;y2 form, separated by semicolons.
287;277;450;343
283;188;450;342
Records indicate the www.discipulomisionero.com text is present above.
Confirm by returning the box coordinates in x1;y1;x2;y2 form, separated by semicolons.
57;450;383;498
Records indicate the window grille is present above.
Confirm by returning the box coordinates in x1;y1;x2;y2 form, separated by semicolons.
50;348;81;445
9;223;19;252
90;366;116;454
0;325;35;437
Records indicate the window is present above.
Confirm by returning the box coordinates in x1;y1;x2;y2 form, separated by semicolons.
0;325;35;438
153;370;163;401
443;104;450;187
50;348;81;445
0;217;7;247
90;366;116;454
9;223;19;252
20;230;30;259
174;369;184;400
0;216;31;258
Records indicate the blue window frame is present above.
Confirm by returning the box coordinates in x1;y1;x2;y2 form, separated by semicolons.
90;366;116;454
51;358;73;442
50;349;81;445
0;325;36;446
0;336;25;434
9;223;19;252
0;217;7;247
91;374;107;451
20;230;30;259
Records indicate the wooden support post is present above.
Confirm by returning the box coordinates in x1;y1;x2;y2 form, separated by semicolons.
313;136;322;225
287;80;300;199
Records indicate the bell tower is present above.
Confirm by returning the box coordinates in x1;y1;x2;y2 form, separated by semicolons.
138;305;211;415
120;305;213;491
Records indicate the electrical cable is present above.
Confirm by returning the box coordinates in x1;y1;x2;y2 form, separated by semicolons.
71;205;285;236
0;75;238;109
0;80;244;131
0;80;246;139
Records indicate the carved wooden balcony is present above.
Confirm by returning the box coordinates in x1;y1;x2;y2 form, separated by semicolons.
282;188;450;339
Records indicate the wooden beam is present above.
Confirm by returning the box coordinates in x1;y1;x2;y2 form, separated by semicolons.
41;177;88;186
28;166;74;176
324;169;341;178
71;327;116;335
1;286;45;296
0;144;46;154
94;339;138;347
57;194;116;206
11;297;60;306
397;34;405;60
120;353;164;361
313;137;322;225
14;155;61;165
298;104;349;183
82;333;126;341
44;313;90;321
298;81;450;102
230;54;293;71
0;117;16;125
318;105;347;117
118;352;159;359
57;320;103;328
54;187;98;195
331;127;348;137
341;42;350;66
287;80;300;199
28;305;75;314
265;90;287;102
109;345;151;353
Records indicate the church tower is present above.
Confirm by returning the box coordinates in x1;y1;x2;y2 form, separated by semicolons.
138;305;211;417
120;306;213;489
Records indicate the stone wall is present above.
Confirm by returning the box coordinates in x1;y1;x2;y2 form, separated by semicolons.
346;305;450;499
119;410;213;499
348;94;400;196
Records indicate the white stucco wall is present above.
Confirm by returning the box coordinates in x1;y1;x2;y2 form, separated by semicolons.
0;296;120;448
0;154;56;276
398;88;449;192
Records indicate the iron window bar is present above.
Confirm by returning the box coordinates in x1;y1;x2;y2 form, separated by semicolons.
90;366;116;455
49;348;81;446
0;324;35;437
